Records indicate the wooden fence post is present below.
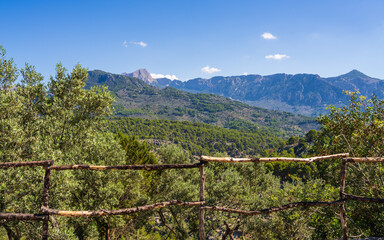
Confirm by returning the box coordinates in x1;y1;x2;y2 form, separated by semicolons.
199;162;206;240
42;161;53;240
339;159;348;240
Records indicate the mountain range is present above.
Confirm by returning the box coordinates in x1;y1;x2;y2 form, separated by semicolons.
134;69;384;116
86;70;317;137
86;68;384;137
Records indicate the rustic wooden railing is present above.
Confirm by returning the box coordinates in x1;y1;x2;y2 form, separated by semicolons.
2;153;384;239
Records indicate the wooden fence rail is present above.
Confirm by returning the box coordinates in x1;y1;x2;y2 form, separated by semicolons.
49;163;203;171
40;200;204;217
199;153;349;163
202;200;346;215
2;153;384;239
0;160;52;169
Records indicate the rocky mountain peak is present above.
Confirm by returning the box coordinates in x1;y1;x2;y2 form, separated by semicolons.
122;68;157;84
339;69;369;79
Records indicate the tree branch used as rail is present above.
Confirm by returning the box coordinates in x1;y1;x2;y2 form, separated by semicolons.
203;200;345;215
49;163;203;171
0;213;47;221
200;153;349;163
0;160;53;169
342;193;384;203
41;200;204;217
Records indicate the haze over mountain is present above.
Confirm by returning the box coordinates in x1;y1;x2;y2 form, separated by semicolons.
151;69;384;116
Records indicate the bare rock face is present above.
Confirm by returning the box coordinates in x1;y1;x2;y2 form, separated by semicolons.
122;69;157;84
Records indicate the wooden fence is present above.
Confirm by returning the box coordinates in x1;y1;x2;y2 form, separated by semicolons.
2;153;384;239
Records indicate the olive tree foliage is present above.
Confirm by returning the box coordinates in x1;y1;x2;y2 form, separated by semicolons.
315;91;384;237
130;146;339;240
203;160;338;239
0;46;143;239
145;144;198;239
316;91;384;157
0;46;116;162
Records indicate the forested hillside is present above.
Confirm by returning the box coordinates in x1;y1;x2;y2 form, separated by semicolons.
108;117;286;156
87;70;317;137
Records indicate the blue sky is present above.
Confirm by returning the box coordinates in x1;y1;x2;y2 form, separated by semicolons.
1;0;384;81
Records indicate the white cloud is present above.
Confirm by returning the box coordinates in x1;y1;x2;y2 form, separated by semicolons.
131;41;148;47
151;73;179;80
265;54;290;60
201;65;221;74
123;40;128;48
261;32;277;40
243;72;248;75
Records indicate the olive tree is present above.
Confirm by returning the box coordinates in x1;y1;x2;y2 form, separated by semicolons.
0;46;142;239
315;91;384;237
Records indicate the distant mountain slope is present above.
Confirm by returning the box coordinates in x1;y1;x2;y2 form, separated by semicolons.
88;70;152;92
86;70;317;137
157;70;383;116
323;70;384;98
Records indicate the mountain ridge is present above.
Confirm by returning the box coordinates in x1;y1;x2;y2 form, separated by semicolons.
90;67;384;118
86;69;317;137
148;70;383;116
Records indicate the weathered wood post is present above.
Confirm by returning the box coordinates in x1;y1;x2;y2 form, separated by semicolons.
339;159;348;240
42;160;53;240
199;159;206;240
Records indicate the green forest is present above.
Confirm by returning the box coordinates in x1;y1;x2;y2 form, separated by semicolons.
107;117;286;157
1;46;384;239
